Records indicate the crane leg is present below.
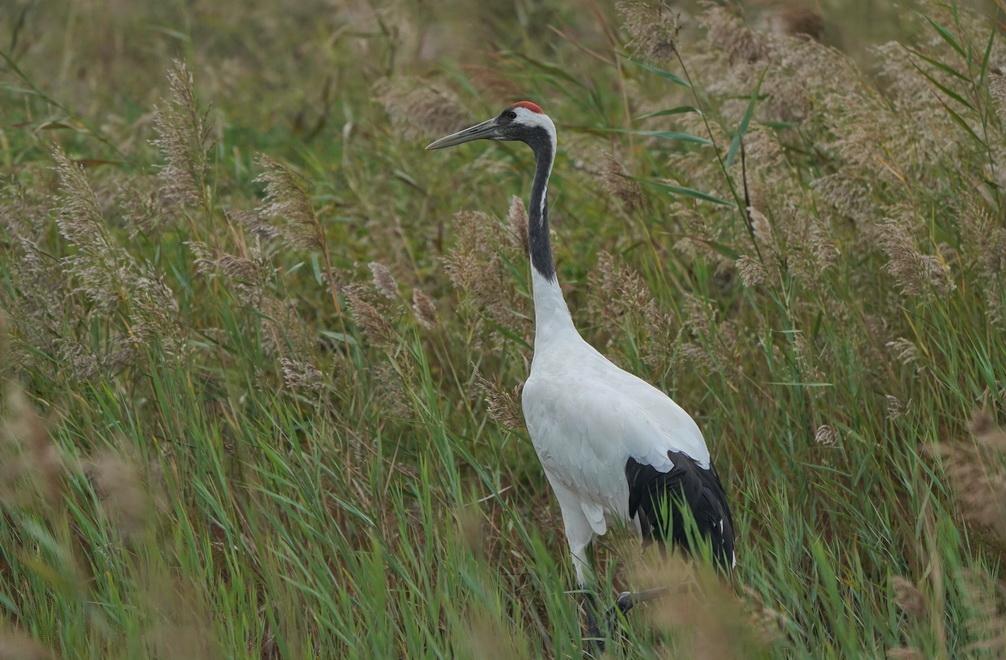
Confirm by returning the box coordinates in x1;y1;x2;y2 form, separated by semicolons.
568;536;605;647
544;475;610;652
580;591;604;652
561;510;603;649
610;586;670;618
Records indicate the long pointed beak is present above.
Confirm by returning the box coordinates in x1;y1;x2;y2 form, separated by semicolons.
426;117;499;150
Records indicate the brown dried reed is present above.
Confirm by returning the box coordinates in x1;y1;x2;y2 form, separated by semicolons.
475;374;524;431
374;77;468;141
616;0;681;61
152;60;213;211
929;411;1006;542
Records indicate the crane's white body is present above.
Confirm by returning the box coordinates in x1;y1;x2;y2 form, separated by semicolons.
522;269;712;584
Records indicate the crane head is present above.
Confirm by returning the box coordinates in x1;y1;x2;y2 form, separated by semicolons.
426;101;554;151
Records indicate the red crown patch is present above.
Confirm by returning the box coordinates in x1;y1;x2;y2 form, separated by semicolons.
512;100;544;114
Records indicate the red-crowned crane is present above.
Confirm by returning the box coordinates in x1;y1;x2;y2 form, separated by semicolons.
427;101;735;642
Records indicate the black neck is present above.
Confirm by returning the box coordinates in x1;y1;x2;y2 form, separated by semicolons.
525;128;555;281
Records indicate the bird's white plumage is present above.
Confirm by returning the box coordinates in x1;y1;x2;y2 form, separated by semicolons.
522;265;713;583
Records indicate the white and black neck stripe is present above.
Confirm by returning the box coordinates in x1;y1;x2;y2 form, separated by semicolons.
501;105;557;282
526;126;556;281
506;108;576;343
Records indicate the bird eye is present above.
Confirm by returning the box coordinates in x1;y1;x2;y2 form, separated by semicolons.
503;110;517;120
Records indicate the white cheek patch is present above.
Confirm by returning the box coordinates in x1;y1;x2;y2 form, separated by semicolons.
512;106;557;155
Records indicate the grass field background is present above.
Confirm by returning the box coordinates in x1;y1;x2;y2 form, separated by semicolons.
2;0;1006;657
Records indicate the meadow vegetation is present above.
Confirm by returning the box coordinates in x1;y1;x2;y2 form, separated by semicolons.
2;0;1006;657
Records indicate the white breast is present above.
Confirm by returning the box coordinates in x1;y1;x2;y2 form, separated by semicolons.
522;329;711;525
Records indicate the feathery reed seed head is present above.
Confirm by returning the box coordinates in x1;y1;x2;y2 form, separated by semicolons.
0;629;53;660
616;0;681;61
507;196;529;254
411;288;437;330
255;155;320;251
368;262;399;300
87;449;149;538
475;374;524;431
374;77;468;141
891;576;927;619
345;284;394;345
152;60;212;210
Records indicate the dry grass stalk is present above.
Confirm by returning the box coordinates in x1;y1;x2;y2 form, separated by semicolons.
258;296;315;360
188;240;269;305
344;284;394;346
189;238;316;378
601;154;645;213
748;206;774;252
152;59;212;211
701;5;768;66
990;67;1006;119
743;196;837;292
616;0;681;61
50;145;108;251
875;215;955;298
586;250;681;370
735;255;766;288
113;174;167;239
475;374;524;431
886;648;925;660
587;251;661;330
0;628;53;660
228;207;280;242
957;197;1006;323
279;357;324;394
811;174;876;227
458;610;531;660
0;383;63;507
628;551;766;658
885;395;905;421
0;184;76;377
791;329;824;386
368;262;398;300
86;449;150;539
506;196;529;254
678;293;741;376
444;210;526;333
255;156;320;251
814;425;837;448
373;77;468;141
411;288;437;330
929;411;1006;541
774;6;825;40
891;576;927;619
372;362;413;422
682;0;957;203
50;145;184;370
255;155;342;313
959;569;1006;655
886;338;923;372
142;571;221;660
740;585;791;644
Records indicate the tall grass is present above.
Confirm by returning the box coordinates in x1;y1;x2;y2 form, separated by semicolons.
2;0;1006;657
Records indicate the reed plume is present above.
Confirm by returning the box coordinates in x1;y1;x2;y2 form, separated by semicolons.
153;60;213;212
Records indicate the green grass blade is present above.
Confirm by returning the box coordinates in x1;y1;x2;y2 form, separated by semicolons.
621;54;690;88
641;178;735;206
725;71;765;168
